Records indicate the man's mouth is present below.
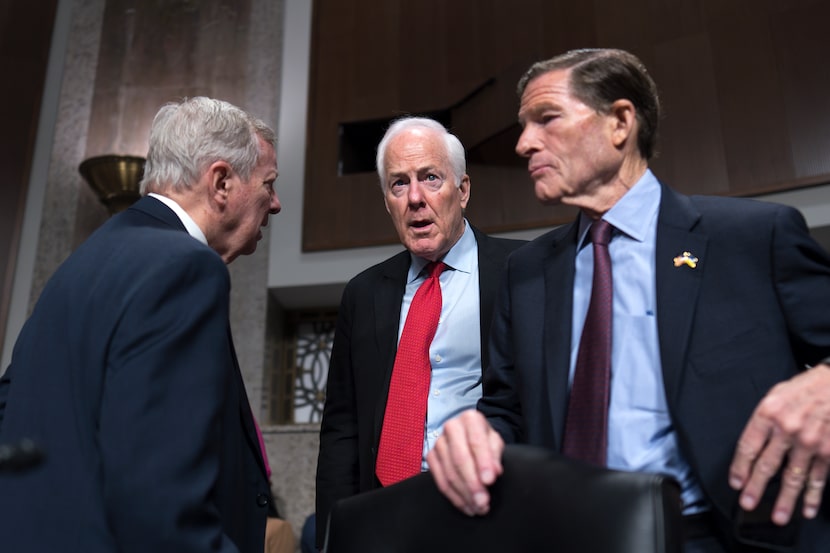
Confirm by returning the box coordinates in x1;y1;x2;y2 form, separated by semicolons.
528;164;548;178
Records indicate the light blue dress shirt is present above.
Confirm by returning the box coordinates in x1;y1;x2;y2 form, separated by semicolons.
571;169;706;512
397;220;482;469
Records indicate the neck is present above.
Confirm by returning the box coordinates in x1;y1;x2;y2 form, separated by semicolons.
576;158;648;220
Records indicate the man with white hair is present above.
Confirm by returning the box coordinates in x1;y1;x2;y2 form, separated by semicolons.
315;116;523;547
0;96;281;553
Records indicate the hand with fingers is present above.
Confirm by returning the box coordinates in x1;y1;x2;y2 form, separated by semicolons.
427;409;505;517
729;363;830;526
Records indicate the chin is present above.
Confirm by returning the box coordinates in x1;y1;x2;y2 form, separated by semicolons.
417;251;446;262
405;236;434;251
535;188;563;206
409;244;430;254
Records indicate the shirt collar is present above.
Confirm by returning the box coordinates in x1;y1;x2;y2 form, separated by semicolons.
407;218;474;282
577;169;661;247
148;193;208;246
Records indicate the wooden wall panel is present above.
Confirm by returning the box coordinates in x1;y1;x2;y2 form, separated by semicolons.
650;35;730;196
304;0;830;252
706;5;794;194
0;0;58;354
773;1;830;183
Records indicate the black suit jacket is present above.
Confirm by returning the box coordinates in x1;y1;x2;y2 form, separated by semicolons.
316;225;523;545
480;184;830;550
0;196;271;553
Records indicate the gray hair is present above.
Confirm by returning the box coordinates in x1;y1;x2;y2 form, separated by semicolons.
140;97;276;195
375;116;466;191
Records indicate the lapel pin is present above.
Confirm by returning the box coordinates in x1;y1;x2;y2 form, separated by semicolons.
673;251;698;269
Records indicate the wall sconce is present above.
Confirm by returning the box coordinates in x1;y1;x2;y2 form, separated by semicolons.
78;155;146;215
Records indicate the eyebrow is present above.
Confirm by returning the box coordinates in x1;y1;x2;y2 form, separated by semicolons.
388;165;444;179
518;101;559;124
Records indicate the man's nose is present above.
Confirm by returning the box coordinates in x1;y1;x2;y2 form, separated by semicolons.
407;180;425;204
269;191;282;214
515;126;537;158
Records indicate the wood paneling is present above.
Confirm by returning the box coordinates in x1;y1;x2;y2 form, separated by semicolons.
304;0;830;251
772;1;830;182
0;0;59;351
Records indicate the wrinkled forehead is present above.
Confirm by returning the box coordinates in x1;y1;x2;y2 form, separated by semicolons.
518;69;575;122
384;130;450;174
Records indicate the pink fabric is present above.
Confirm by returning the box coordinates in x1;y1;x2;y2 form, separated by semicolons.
253;414;273;479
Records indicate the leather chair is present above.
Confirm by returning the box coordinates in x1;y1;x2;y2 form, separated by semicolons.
323;444;683;553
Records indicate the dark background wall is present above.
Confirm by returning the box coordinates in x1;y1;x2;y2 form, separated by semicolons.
302;0;830;251
0;0;59;354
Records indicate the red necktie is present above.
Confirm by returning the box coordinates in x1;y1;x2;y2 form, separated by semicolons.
376;261;446;486
562;220;613;466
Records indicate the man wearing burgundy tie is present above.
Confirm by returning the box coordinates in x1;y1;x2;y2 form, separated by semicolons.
427;49;830;553
315;117;523;547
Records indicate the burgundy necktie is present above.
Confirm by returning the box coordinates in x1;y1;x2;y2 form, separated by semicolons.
562;219;613;466
376;261;446;486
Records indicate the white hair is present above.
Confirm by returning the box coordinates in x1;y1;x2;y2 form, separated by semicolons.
375;116;466;191
140;96;275;195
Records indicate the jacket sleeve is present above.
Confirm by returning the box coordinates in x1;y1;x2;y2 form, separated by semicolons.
316;283;361;548
770;204;830;365
478;261;525;444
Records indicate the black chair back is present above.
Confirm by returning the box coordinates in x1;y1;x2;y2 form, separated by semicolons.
323;444;683;553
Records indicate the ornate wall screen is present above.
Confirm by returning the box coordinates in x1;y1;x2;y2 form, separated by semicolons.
270;310;336;424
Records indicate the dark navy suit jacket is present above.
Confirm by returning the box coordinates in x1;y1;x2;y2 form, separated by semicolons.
480;183;830;550
0;196;270;552
315;226;523;545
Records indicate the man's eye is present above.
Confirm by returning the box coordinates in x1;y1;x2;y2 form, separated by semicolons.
423;174;443;186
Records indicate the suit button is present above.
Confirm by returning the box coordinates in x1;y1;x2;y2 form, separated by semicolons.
256;493;270;508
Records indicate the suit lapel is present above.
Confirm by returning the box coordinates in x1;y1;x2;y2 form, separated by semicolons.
371;253;409;447
474;228;500;372
655;186;707;404
541;187;706;444
541;225;579;449
228;328;269;480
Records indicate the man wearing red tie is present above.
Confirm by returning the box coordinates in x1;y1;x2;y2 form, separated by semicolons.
315;117;523;548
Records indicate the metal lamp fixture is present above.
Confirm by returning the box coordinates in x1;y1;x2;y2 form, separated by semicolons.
78;155;146;215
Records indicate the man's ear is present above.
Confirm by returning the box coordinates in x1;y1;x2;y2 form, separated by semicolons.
609;99;637;149
458;174;471;210
209;161;233;206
